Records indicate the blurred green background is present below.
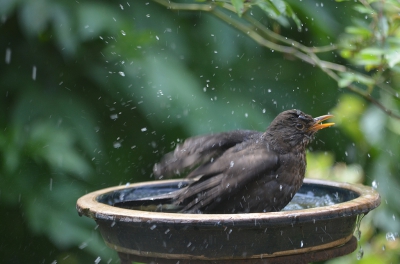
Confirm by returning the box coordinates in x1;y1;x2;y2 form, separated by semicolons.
0;0;399;263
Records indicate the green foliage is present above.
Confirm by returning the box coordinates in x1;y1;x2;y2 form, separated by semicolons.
228;0;301;29
339;1;400;71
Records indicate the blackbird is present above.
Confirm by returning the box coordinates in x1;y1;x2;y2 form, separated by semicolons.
153;109;334;213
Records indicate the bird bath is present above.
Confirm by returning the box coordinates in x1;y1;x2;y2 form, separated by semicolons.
76;179;380;263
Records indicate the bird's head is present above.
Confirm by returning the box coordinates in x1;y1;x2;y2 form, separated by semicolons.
266;109;334;152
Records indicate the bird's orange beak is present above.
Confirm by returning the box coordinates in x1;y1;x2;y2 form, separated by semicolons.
310;114;334;132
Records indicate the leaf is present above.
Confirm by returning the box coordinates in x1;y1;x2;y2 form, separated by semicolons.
268;0;286;14
27;122;92;179
0;0;19;15
345;26;372;38
331;94;366;143
338;75;354;88
231;0;244;16
257;1;280;19
19;0;51;36
284;2;302;31
77;2;121;41
353;5;376;15
338;72;375;89
256;0;301;30
385;49;400;68
354;47;385;70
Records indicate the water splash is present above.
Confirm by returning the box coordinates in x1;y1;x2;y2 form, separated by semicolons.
355;214;364;241
354;214;365;260
356;246;364;260
385;232;398;241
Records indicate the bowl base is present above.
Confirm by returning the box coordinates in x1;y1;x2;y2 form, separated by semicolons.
118;236;357;264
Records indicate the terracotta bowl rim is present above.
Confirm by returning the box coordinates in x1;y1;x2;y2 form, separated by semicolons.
76;178;380;224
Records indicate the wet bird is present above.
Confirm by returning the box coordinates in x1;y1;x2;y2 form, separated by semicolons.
153;109;334;214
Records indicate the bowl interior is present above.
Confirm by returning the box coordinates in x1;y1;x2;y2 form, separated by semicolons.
96;180;360;213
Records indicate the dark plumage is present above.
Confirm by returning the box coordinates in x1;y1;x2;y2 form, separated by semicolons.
153;109;334;213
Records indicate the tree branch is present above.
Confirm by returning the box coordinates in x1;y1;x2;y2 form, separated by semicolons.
152;0;400;120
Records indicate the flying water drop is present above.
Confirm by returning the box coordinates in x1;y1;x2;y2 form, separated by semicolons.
371;180;378;189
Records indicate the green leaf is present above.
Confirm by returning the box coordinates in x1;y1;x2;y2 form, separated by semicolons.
345;26;372;38
284;2;302;31
338;75;353;88
19;0;51;36
231;0;244;16
385;49;400;68
268;0;286;14
257;1;281;19
331;94;366;143
338;72;375;87
354;47;385;70
352;73;375;86
27;122;92;178
256;0;301;30
353;5;376;16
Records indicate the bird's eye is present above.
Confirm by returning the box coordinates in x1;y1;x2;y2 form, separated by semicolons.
296;124;304;130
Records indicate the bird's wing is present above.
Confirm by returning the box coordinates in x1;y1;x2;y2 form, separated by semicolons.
175;146;279;213
153;130;262;178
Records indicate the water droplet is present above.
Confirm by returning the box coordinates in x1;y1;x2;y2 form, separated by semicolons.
382;245;386;251
262;109;266;113
245;113;248;118
120;4;124;10
94;257;101;264
187;242;191;247
141;127;147;132
156;35;159;40
356;247;364;260
113;142;121;148
279;185;282;191
146;14;150;18
32;65;37;80
230;161;234;168
372;180;378;189
121;30;126;36
300;240;303;247
78;242;88;249
5;48;11;64
119;71;125;77
386;232;397;241
150;224;157;230
110;114;118;120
